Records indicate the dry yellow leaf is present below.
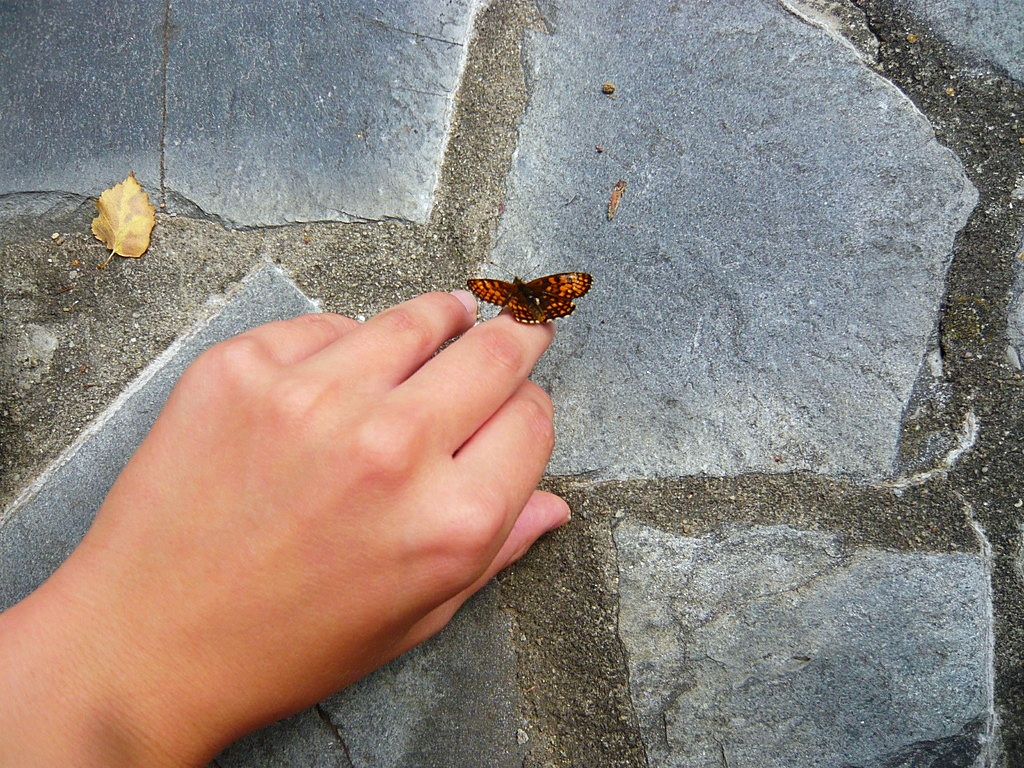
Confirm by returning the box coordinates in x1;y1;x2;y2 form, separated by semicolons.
92;172;156;267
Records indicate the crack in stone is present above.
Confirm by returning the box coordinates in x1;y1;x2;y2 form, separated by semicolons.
158;1;171;209
365;16;464;48
717;739;733;768
314;703;355;767
885;409;979;489
390;84;451;99
964;503;1001;767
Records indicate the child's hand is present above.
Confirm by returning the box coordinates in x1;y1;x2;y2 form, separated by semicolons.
0;291;570;767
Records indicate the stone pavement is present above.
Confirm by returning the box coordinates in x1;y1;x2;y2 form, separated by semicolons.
2;0;1023;766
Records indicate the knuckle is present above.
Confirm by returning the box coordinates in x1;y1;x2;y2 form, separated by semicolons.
460;511;506;562
405;488;511;593
350;407;426;486
478;327;527;375
185;335;269;398
292;311;355;339
266;375;330;428
378;305;436;356
517;385;556;450
197;334;267;377
172;336;281;426
442;491;507;562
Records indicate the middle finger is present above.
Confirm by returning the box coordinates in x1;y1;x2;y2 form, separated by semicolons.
390;313;555;454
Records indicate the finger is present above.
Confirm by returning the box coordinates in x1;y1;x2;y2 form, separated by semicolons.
453;377;555;468
301;292;476;390
392;491;570;652
469;489;570;582
449;381;557;550
394;313;555;453
229;313;359;367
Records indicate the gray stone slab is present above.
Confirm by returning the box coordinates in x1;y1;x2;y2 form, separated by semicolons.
895;0;1024;83
0;1;164;194
491;0;976;481
321;584;525;768
0;264;318;608
0;0;481;226
163;0;482;225
216;584;526;767
614;520;995;768
213;707;353;768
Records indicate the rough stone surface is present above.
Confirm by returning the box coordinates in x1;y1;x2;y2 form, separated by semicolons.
1007;245;1024;369
219;586;524;768
0;265;317;608
493;0;977;481
614;520;995;767
164;0;483;225
0;1;163;194
895;0;1024;82
213;708;353;768
320;585;526;768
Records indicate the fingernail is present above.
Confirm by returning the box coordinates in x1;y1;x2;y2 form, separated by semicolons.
450;289;477;316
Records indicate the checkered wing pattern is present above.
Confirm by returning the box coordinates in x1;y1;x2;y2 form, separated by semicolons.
466;278;514;307
525;272;593;300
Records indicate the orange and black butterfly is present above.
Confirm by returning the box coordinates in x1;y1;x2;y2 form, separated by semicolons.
467;272;593;324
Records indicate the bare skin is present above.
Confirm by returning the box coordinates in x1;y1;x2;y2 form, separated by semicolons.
0;290;569;767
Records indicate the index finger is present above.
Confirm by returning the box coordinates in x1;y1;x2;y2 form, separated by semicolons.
391;313;555;454
299;291;476;391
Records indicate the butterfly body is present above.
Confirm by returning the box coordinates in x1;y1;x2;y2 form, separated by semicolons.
467;272;593;323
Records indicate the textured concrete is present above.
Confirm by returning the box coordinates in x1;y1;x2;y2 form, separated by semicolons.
495;0;977;481
0;265;318;607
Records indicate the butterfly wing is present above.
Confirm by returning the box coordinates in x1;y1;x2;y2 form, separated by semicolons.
505;292;548;323
504;292;577;323
525;272;593;300
468;272;593;323
535;296;578;321
467;278;514;307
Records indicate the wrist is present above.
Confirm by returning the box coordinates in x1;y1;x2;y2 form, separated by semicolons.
0;552;216;768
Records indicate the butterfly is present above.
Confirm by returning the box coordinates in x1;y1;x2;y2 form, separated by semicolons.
466;272;593;324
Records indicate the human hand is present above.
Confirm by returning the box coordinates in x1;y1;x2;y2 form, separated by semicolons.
0;290;570;767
